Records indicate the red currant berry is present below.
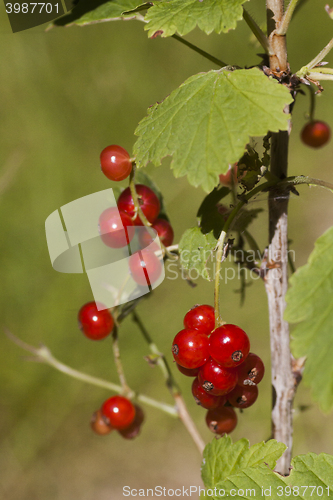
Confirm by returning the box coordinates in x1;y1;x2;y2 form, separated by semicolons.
118;184;160;225
198;358;238;396
99;207;134;248
100;145;132;181
209;324;250;367
101;396;135;430
172;329;209;369
183;305;215;336
90;409;113;435
219;163;238;187
176;363;200;377
78;302;114;340
206;406;237;435
301;120;331;148
139;218;174;248
192;377;226;410
129;249;162;287
118;404;145;439
237;353;265;387
227;384;258;409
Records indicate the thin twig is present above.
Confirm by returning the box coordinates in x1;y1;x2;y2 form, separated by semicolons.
131;312;206;454
5;329;178;417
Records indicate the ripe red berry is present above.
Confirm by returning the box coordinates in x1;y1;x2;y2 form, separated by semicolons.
192;377;226;410
301;120;331;148
139;218;174;248
129;249;162;287
219;163;238;187
100;145;132;181
99;207;135;248
172;329;210;369
101;396;135;430
206;406;237;435
118;404;145;439
198;358;238;396
183;305;215;336
118;184;160;225
176;363;200;377
78;302;114;340
227;384;258;408
90;409;113;435
209;324;250;367
237;353;265;387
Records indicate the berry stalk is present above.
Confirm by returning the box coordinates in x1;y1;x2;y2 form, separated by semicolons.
5;329;179;417
132;312;205;454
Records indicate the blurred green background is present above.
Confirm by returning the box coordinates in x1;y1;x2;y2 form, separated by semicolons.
1;1;333;498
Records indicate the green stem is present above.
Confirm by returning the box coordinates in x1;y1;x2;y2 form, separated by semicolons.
132;311;179;395
214;230;227;328
172;34;227;68
131;311;205;454
5;329;178;417
276;0;300;35
242;7;271;54
129;165;152;226
111;325;132;396
297;38;333;77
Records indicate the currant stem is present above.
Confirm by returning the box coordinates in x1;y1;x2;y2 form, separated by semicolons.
132;311;179;395
110;325;132;397
131;311;205;455
129;165;152;227
171;34;227;68
242;7;271;54
5;329;178;417
276;0;300;36
214;230;227;328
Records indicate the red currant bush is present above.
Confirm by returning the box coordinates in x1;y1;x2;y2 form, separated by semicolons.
118;404;145;439
209;324;250;367
101;396;136;430
172;329;209;369
192;377;226;410
118;184;160;225
91;409;113;435
301;120;331;148
198;357;238;396
129;249;163;287
99;207;134;248
227;384;258;409
183;304;215;336
237;353;265;387
78;302;114;340
206;406;237;435
100;145;132;181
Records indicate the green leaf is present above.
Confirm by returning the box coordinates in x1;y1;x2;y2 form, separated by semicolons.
53;0;144;27
144;0;248;38
179;227;217;281
197;186;230;237
202;437;333;499
134;68;293;192
201;436;286;489
284;225;333;412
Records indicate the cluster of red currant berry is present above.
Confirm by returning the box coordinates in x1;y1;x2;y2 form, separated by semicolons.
172;305;265;436
91;396;145;439
99;145;174;286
